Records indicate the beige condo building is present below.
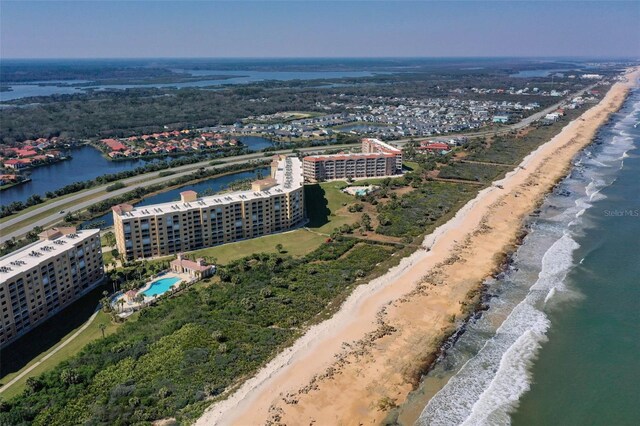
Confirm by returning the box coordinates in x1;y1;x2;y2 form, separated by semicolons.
361;138;403;173
302;138;403;182
0;227;104;348
112;156;304;260
302;152;398;182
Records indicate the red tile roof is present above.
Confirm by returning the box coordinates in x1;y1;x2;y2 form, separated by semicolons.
101;138;127;151
16;149;38;157
420;142;450;151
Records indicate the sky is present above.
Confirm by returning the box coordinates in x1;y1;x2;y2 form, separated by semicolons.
1;1;639;59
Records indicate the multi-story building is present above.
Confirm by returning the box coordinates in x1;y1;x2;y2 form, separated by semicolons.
302;138;403;182
302;153;398;182
361;138;403;173
112;156;304;260
0;227;104;348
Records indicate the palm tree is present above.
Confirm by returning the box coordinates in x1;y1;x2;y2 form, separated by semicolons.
117;298;125;313
98;323;107;338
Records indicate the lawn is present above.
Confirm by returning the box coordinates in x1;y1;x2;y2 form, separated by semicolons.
102;249;114;265
186;182;365;264
187;229;327;265
305;182;359;234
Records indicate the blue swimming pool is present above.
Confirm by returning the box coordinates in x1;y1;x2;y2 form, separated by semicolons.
141;277;181;297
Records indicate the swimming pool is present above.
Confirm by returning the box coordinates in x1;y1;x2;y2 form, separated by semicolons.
141;277;181;297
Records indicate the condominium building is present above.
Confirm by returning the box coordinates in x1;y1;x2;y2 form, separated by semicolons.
302;138;403;182
112;156;304;260
361;138;403;173
0;227;104;348
302;153;398;182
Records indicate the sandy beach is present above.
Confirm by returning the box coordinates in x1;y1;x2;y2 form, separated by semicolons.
196;68;639;426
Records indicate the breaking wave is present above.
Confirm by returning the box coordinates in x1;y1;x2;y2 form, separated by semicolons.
417;90;639;426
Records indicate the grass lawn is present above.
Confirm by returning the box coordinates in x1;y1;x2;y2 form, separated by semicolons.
403;161;423;173
305;182;359;234
185;182;366;264
188;229;326;265
0;284;123;399
102;249;114;265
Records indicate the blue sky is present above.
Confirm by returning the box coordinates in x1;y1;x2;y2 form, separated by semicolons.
1;1;638;58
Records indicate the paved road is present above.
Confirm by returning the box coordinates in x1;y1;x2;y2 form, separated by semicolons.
1;145;357;243
2;83;598;243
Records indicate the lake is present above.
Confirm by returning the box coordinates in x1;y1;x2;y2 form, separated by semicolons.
510;68;572;78
0;69;377;101
0;137;274;205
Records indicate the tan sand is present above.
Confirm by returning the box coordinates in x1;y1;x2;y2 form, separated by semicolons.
196;68;639;426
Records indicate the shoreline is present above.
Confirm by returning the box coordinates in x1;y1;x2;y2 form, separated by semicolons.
196;68;639;426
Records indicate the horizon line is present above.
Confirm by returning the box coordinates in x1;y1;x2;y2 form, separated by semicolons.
3;55;639;61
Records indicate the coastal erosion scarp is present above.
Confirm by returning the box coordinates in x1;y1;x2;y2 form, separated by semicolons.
196;68;639;426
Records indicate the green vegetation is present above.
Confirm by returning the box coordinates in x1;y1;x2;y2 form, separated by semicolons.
0;285;121;398
0;311;121;400
304;182;357;233
375;182;477;238
105;182;125;192
466;109;582;164
187;229;325;265
437;162;505;182
0;239;392;425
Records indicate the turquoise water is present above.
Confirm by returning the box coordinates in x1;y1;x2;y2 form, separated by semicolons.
141;277;181;298
415;88;640;425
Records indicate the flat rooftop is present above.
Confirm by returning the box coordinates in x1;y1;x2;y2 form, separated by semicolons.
303;152;396;162
363;138;402;154
114;156;303;219
0;229;100;281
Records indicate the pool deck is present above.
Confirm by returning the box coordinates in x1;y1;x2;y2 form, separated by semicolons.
342;185;380;196
111;271;191;316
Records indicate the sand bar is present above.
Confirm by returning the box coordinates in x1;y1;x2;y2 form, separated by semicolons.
196;68;639;426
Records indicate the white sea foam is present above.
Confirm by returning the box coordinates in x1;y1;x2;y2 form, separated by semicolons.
543;287;557;305
461;329;548;426
416;91;640;426
419;232;578;426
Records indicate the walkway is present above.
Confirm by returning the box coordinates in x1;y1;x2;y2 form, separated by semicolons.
0;310;100;394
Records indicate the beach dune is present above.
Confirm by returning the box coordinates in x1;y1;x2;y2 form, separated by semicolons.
196;68;639;426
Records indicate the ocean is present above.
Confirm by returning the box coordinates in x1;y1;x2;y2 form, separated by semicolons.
409;88;640;425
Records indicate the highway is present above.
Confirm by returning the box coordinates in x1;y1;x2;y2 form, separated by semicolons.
1;83;598;244
0;145;356;243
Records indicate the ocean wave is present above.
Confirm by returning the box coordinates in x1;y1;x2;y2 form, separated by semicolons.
415;90;639;426
419;232;579;426
461;328;548;426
